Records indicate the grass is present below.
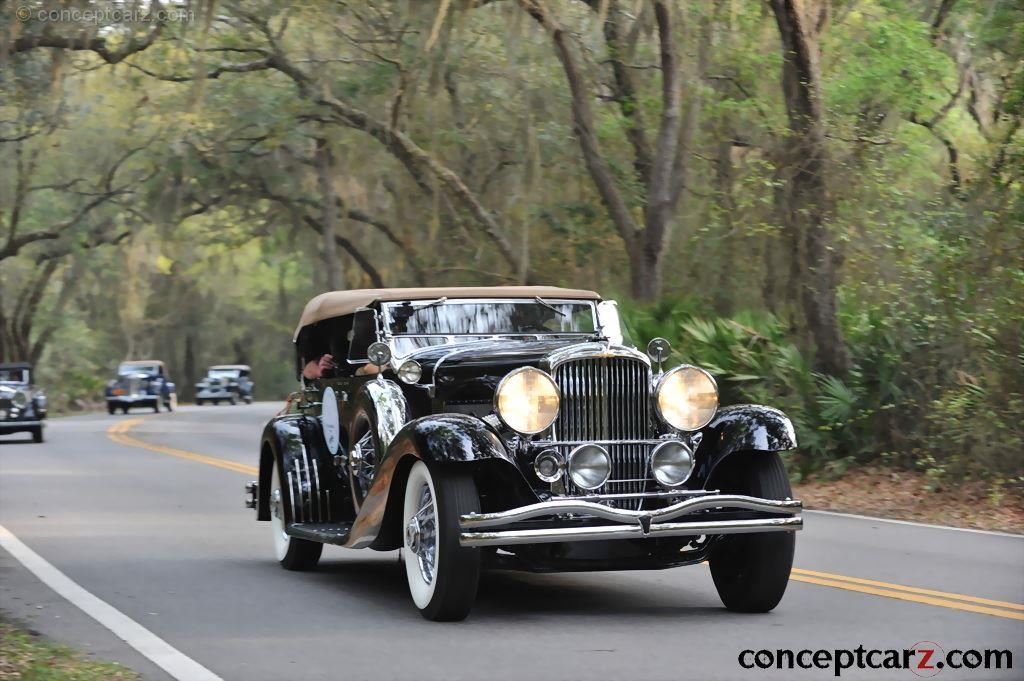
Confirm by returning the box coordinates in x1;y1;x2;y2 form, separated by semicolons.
0;623;141;680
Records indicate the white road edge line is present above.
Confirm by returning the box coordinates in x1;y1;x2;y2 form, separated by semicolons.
0;523;223;681
804;509;1023;538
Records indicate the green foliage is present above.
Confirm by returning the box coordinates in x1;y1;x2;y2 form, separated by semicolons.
620;297;1023;484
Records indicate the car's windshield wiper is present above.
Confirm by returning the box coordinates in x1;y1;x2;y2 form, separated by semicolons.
534;296;566;317
403;296;447;317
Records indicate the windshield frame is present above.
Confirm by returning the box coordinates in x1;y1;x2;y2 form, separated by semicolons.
379;297;602;357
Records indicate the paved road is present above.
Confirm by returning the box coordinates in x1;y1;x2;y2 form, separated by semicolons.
2;405;1022;680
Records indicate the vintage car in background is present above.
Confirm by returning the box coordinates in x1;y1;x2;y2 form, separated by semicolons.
0;362;48;443
246;287;802;621
195;364;254;405
105;360;177;414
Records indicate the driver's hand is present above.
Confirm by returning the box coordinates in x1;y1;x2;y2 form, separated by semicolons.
318;354;336;373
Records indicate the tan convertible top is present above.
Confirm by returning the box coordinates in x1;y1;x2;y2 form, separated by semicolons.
121;360;166;368
209;364;250;372
294;286;601;339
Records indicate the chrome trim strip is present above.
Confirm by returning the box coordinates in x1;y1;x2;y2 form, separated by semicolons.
558;489;719;501
286;470;298;523
460;516;803;547
460;494;802;529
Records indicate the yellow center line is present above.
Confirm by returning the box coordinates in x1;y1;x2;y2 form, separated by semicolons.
106;417;258;476
791;567;1024;612
106;418;1024;620
789;573;1024;621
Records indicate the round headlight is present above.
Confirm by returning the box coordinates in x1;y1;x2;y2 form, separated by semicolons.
494;367;560;434
533;449;564;483
650;440;694;487
397;360;422;385
656;366;718;431
12;391;28;408
567;444;611;490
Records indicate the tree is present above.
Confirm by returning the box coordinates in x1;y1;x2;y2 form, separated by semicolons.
769;0;850;376
518;0;698;300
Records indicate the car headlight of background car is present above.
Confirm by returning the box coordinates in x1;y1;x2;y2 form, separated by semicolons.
12;390;28;408
656;365;719;431
494;367;560;434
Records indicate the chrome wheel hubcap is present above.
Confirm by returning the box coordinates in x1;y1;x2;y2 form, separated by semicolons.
405;485;436;584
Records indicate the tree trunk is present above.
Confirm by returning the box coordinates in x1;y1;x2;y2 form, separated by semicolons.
770;0;850;376
316;137;342;291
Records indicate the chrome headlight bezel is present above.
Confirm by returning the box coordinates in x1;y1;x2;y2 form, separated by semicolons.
655;365;719;432
12;390;28;408
493;367;561;435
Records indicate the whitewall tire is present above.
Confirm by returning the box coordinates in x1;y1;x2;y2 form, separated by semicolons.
402;461;481;621
270;462;322;570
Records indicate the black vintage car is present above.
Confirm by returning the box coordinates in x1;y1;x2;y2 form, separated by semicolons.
195;365;254;405
246;287;802;621
105;360;177;414
0;362;47;443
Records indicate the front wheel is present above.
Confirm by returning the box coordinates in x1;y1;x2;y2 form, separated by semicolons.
32;426;44;443
402;461;481;621
270;462;322;570
107;403;116;415
709;453;795;613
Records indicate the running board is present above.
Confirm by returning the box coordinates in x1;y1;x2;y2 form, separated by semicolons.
288;522;354;545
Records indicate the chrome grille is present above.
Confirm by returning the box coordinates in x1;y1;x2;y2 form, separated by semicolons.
552;356;654;502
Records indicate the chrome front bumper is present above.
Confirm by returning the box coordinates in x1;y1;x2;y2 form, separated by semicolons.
0;419;42;430
459;494;802;548
196;389;232;399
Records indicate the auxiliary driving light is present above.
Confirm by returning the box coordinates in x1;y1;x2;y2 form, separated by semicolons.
650;440;694;487
567;444;611;490
533;449;564;483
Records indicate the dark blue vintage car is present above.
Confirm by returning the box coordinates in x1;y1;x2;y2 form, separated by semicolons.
0;362;47;443
246;287;802;621
105;360;177;414
195;364;254;405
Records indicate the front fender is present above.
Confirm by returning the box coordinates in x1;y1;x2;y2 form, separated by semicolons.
346;414;533;551
352;378;408;449
696;405;798;483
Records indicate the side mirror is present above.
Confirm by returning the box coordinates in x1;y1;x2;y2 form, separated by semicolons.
367;341;392;368
647;337;672;373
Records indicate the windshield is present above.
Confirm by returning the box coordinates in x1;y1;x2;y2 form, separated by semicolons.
208;369;240;379
119;363;159;376
382;299;598;355
0;369;28;383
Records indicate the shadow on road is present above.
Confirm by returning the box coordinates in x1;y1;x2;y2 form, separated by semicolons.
303;556;732;620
